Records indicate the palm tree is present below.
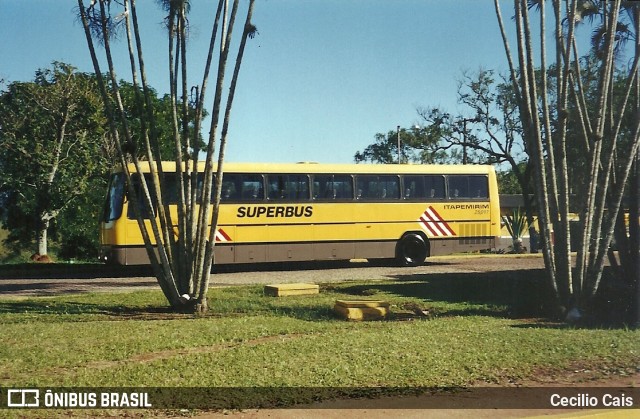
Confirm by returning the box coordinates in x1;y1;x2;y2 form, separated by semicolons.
77;0;257;312
567;0;640;323
494;0;640;322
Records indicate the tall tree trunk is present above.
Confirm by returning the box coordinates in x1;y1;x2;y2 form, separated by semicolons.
36;217;49;257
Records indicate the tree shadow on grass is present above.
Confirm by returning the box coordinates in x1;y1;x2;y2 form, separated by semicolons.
0;263;154;279
335;269;556;320
1;266;631;328
334;268;636;329
0;269;553;322
0;299;188;320
0;280;156;297
0;298;341;324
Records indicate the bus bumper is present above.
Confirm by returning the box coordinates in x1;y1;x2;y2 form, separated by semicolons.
99;245;130;265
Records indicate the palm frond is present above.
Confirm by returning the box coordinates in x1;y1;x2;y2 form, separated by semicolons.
503;207;531;240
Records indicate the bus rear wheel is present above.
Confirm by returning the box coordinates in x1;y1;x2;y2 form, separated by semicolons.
396;233;427;267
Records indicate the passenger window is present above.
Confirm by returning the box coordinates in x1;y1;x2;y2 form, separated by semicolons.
220;173;258;201
194;173;219;204
206;173;264;201
127;174;157;219
447;175;488;199
403;175;445;199
355;175;399;200
160;174;178;205
448;176;468;198
424;175;445;198
313;175;353;200
469;175;489;198
220;178;237;201
156;173;220;205
267;174;309;201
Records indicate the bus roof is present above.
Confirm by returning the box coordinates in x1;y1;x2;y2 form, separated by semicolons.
117;161;496;175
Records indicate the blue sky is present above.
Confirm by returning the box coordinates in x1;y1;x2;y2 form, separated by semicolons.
1;0;518;164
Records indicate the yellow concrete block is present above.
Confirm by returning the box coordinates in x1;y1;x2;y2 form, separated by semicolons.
333;300;390;321
264;283;320;297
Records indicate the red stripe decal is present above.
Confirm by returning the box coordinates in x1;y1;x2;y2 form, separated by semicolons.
427;206;456;236
216;228;232;242
420;216;440;237
418;206;456;237
427;207;456;236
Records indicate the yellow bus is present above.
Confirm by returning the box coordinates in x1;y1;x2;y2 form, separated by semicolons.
100;162;501;266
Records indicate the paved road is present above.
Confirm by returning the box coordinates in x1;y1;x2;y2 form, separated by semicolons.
0;254;545;298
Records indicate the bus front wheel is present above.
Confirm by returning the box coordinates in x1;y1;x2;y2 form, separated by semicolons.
396;234;427;267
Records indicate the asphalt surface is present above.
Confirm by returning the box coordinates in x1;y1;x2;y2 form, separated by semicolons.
0;254;546;297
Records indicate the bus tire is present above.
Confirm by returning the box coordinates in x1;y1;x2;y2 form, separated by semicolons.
396;233;427;267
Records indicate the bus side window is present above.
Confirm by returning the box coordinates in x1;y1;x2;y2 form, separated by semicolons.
379;175;399;199
335;175;353;199
355;175;375;199
220;176;237;202
402;175;444;199
403;175;423;199
267;174;309;201
268;175;285;200
239;174;264;200
469;175;488;198
221;174;239;201
356;175;399;200
313;175;333;199
193;173;219;203
447;176;467;199
425;175;445;198
447;175;487;199
288;174;310;200
160;174;178;205
314;175;354;200
127;174;157;219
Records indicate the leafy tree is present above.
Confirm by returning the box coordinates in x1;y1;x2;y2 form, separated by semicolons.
0;62;108;259
115;80;206;161
497;162;531;195
0;68;198;261
56;177;107;260
356;69;537;232
354;120;456;164
77;0;257;312
422;69;536;225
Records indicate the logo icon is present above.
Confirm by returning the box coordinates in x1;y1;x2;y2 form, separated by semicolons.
7;389;40;407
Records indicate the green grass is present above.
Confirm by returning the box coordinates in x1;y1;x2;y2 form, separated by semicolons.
0;271;638;412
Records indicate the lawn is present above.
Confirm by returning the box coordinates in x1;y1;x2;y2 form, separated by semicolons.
0;269;638;413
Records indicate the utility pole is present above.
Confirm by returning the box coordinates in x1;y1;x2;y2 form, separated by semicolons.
462;118;468;165
397;125;401;164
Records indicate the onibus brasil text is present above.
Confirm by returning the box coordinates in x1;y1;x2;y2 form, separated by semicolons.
7;389;151;408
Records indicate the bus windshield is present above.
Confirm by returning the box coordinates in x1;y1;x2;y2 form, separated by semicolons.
103;173;126;222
